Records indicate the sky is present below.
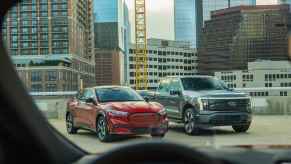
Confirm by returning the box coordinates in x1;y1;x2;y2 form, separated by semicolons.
125;0;175;41
122;0;276;42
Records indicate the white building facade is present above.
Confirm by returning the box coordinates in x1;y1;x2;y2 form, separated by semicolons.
215;61;291;97
128;39;198;90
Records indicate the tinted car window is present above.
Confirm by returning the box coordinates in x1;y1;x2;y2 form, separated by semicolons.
96;87;144;103
77;90;85;101
181;77;228;91
170;79;182;91
83;89;94;99
157;79;171;94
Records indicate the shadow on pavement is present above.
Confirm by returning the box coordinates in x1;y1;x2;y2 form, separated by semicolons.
74;130;150;143
169;124;248;136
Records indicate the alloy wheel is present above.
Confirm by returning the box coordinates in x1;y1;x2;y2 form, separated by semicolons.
97;117;106;140
66;114;73;132
184;109;196;134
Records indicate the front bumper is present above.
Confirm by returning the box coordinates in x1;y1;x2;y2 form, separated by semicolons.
197;111;252;126
107;117;169;135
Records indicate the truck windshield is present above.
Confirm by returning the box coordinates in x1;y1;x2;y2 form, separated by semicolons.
181;77;228;91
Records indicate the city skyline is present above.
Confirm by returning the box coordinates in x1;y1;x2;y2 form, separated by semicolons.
93;0;277;42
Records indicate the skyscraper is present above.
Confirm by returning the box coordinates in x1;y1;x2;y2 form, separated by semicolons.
94;0;130;86
174;0;256;48
197;0;256;47
198;5;291;75
201;0;256;22
174;0;197;48
1;0;95;92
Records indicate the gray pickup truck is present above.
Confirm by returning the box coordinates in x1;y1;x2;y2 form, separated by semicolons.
151;76;252;135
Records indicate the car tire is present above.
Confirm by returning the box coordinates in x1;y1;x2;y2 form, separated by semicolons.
183;108;199;135
151;133;165;138
96;116;112;142
232;123;251;133
66;113;78;134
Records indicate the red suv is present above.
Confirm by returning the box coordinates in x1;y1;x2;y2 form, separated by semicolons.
66;86;168;142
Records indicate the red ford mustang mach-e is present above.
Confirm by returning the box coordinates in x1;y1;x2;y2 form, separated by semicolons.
66;86;168;142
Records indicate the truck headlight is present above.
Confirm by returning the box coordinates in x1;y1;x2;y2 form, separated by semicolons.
197;97;204;111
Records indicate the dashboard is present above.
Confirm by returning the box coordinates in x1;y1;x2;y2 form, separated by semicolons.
75;142;291;164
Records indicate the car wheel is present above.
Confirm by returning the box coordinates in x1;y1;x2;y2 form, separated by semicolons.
232;123;251;133
183;108;198;135
66;113;78;134
97;116;112;142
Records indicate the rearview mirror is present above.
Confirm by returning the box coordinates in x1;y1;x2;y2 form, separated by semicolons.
86;98;97;105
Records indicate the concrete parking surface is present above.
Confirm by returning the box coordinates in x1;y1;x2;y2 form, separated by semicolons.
50;115;291;153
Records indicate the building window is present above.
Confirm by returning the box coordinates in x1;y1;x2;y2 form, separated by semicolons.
280;91;288;97
46;84;57;92
31;71;42;82
31;84;42;92
47;71;57;81
265;83;272;87
242;74;253;82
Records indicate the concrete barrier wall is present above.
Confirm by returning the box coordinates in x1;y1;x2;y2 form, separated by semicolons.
33;96;69;119
33;96;291;119
252;97;291;115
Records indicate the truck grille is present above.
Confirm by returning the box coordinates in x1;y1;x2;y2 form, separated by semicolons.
206;99;250;112
129;113;160;125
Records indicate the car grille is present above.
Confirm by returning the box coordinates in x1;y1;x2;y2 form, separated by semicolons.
129;113;160;125
205;99;250;112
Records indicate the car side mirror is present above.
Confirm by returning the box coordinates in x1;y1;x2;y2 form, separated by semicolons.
170;90;181;96
144;96;150;103
86;98;97;105
227;88;234;91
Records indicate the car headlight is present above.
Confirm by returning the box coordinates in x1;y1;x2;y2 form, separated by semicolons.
106;108;128;117
158;108;167;116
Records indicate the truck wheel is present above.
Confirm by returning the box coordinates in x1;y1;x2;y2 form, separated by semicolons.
96;116;112;142
232;123;251;133
183;108;199;135
66;113;78;134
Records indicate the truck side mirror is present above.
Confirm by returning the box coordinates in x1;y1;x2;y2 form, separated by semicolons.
170;90;181;96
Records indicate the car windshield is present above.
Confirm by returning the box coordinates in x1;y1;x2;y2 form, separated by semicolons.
3;0;291;156
182;77;228;91
96;87;144;103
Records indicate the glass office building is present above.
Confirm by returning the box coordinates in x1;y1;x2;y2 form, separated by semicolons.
202;0;256;22
94;0;118;22
174;0;256;48
94;0;130;85
174;0;197;48
198;5;291;75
